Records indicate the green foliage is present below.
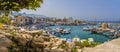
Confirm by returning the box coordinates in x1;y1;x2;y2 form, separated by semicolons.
36;30;43;36
0;15;11;24
58;43;69;49
0;0;43;13
90;42;101;47
71;46;78;52
80;40;101;48
0;23;2;28
10;31;16;36
81;40;90;47
58;41;69;50
74;42;81;46
9;27;17;36
49;43;53;49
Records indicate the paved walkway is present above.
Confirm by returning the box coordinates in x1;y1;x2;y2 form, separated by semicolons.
84;38;120;52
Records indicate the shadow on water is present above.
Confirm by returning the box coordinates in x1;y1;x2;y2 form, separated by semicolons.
90;33;117;40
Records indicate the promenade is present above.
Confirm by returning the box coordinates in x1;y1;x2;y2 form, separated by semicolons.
84;38;120;52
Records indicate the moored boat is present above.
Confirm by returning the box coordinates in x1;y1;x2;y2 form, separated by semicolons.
91;29;98;34
83;27;93;31
56;27;71;34
62;28;71;34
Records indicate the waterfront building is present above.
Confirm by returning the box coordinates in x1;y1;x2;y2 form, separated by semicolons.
12;14;79;26
32;17;37;23
42;18;47;22
15;16;26;26
36;17;43;23
102;23;108;29
67;17;73;24
15;16;33;26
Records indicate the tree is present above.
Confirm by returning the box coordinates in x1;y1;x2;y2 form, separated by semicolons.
0;15;11;24
0;23;2;28
0;0;43;14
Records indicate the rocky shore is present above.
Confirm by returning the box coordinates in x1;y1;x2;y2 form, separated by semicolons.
0;25;100;52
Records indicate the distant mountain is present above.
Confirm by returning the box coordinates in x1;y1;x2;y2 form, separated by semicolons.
12;12;47;18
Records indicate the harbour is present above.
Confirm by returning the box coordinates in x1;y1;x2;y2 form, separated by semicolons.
18;22;120;43
1;0;120;52
48;25;115;43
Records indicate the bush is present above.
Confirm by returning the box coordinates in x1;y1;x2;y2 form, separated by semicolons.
36;30;43;36
0;23;3;28
90;42;101;47
81;40;101;48
10;31;16;36
58;41;69;50
71;46;78;52
74;42;81;46
81;40;90;48
0;15;11;25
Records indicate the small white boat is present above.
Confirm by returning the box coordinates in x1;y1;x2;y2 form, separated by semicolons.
72;35;80;42
62;28;71;34
56;27;64;32
56;27;71;34
83;27;93;31
83;27;89;31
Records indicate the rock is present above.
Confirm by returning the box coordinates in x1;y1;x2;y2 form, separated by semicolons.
27;48;35;52
116;32;120;37
44;47;50;52
15;34;32;46
50;48;65;52
77;49;81;52
0;35;12;47
20;34;33;40
43;34;49;36
44;42;51;47
0;31;12;39
36;48;42;52
44;37;50;42
39;36;50;42
15;35;27;46
0;47;8;52
31;36;45;48
12;47;20;52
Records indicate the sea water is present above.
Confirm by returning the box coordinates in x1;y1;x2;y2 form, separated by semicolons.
49;25;113;43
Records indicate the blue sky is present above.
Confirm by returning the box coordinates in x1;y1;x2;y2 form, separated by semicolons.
20;0;120;21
